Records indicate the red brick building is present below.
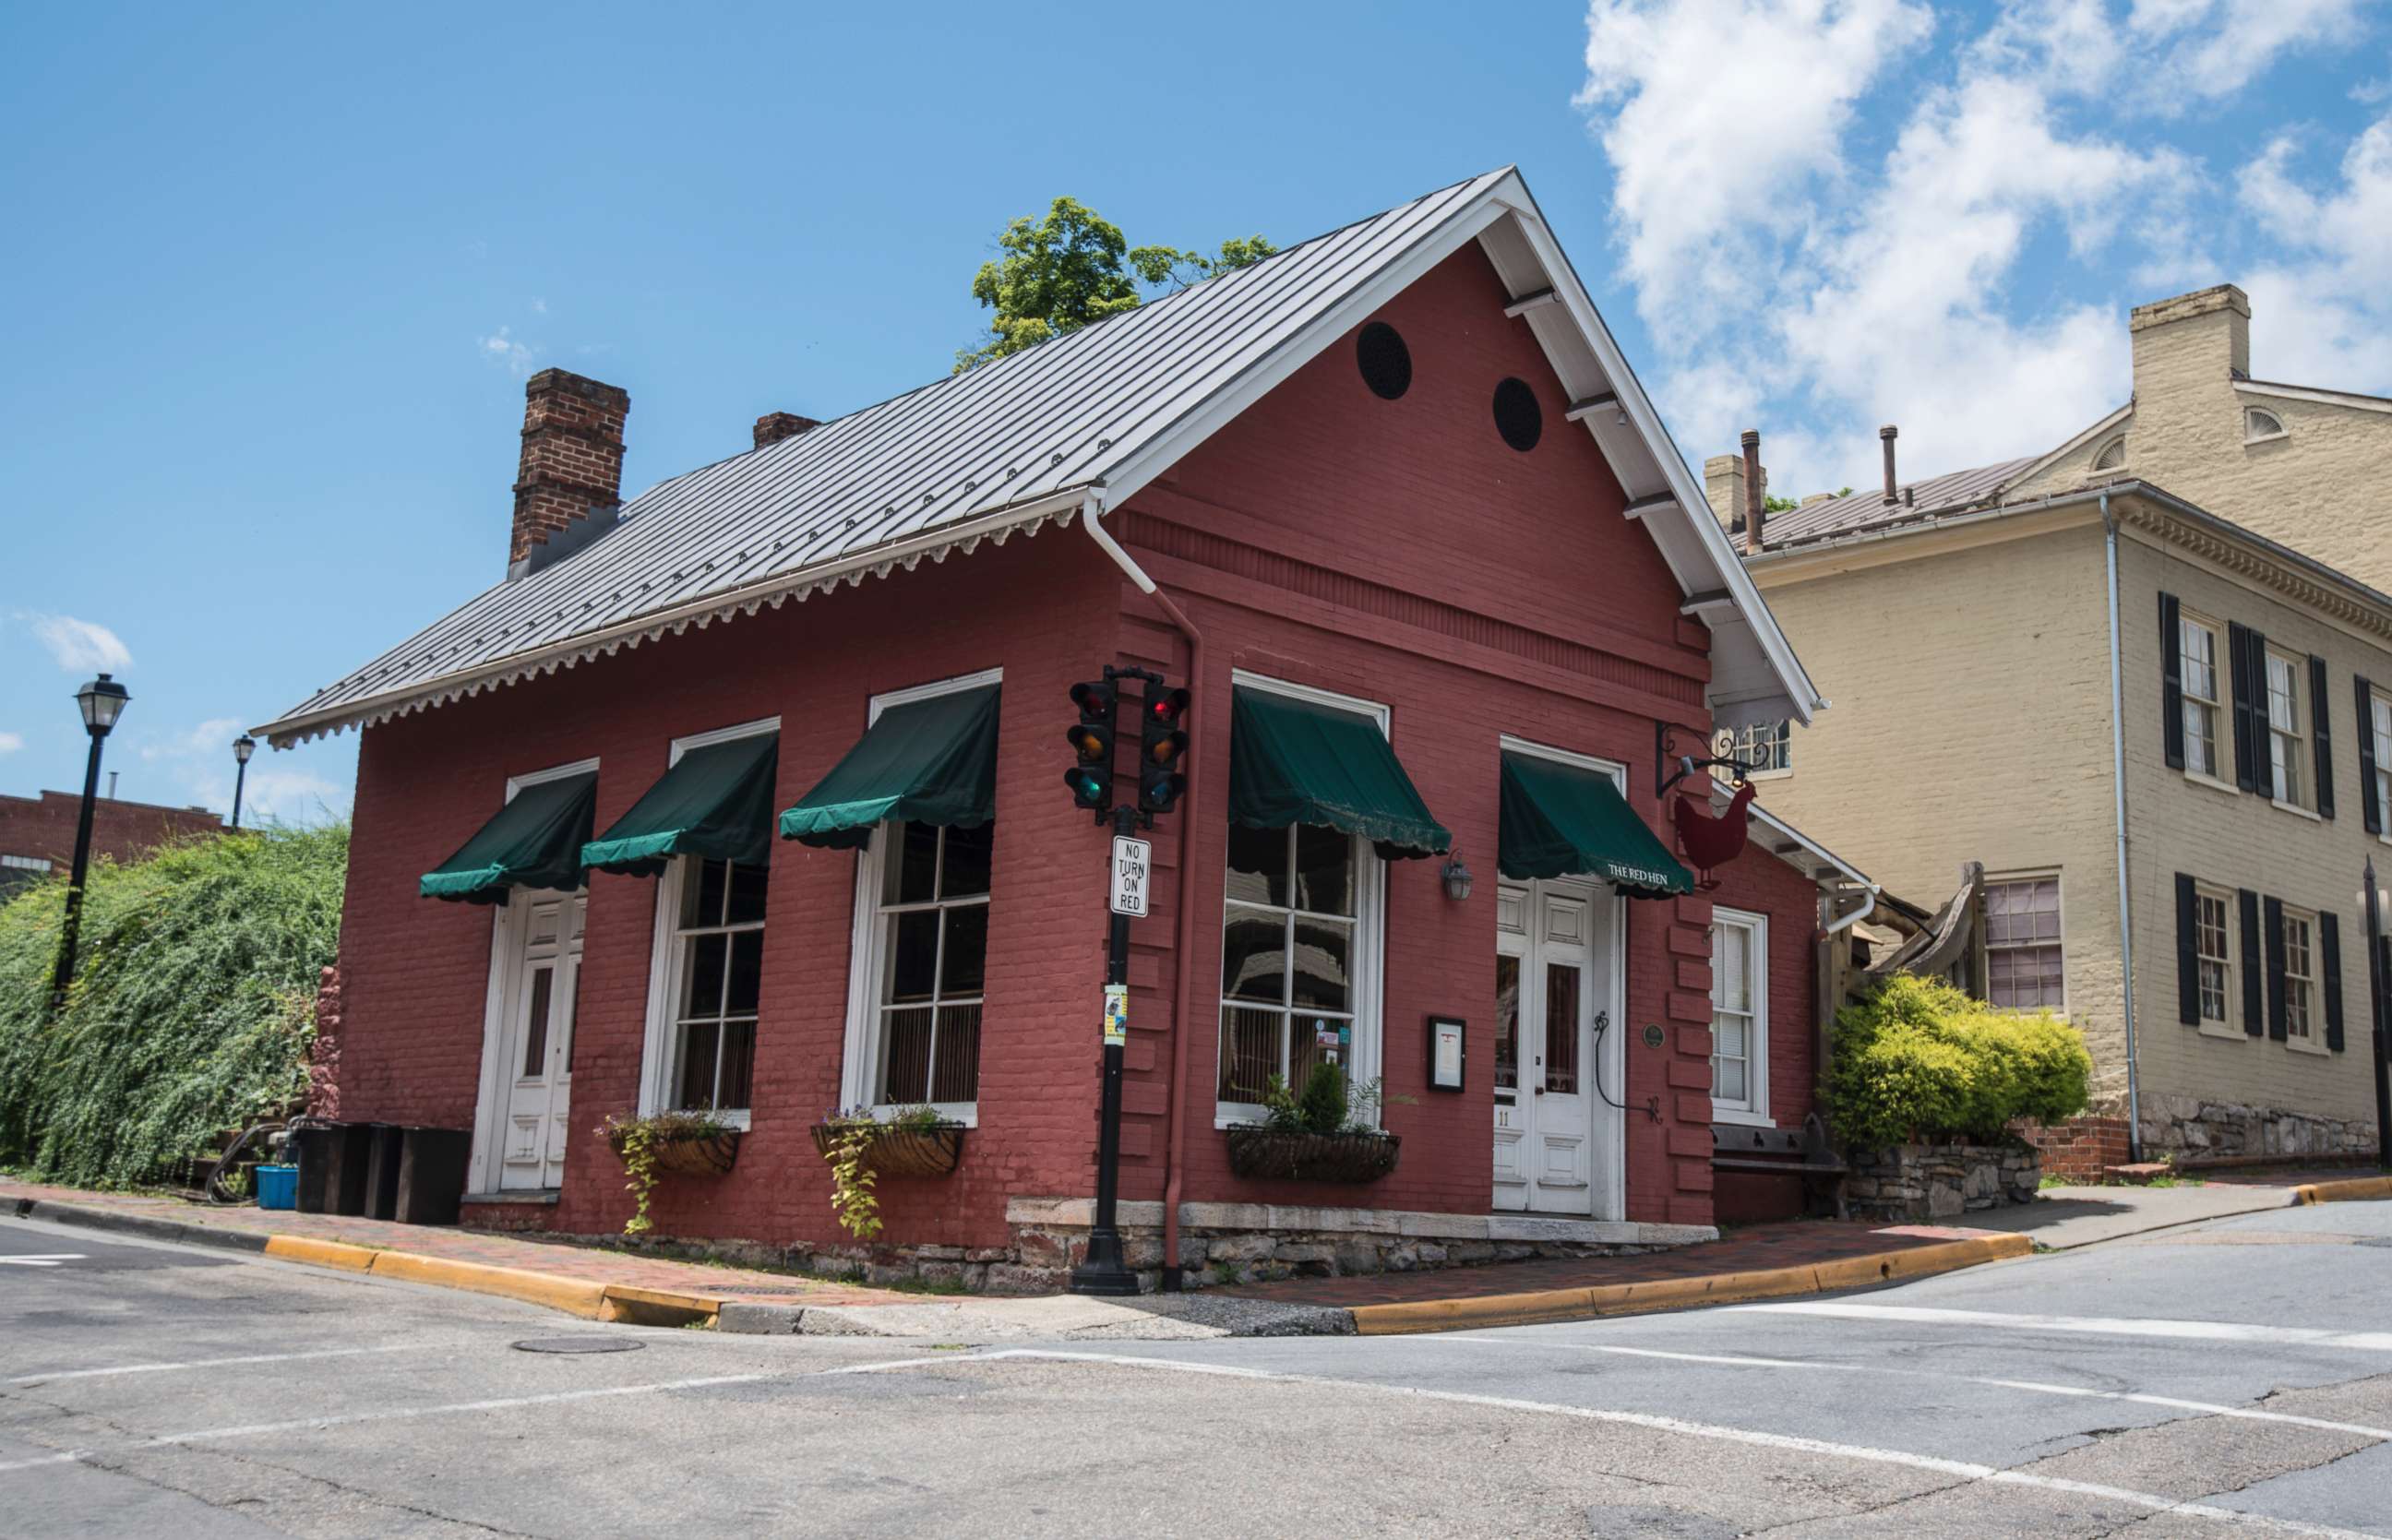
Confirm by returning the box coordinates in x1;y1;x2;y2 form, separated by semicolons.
0;790;224;893
260;170;1869;1287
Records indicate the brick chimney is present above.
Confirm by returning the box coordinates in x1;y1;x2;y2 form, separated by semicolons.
753;412;819;449
1740;429;1767;555
2131;283;2250;394
1703;453;1746;535
510;369;628;572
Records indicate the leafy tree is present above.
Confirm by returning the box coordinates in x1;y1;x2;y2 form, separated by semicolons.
1765;485;1853;514
956;197;1276;372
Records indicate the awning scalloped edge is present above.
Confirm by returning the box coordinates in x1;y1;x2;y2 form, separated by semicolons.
267;504;1077;749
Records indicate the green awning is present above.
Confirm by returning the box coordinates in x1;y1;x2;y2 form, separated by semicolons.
1498;750;1692;898
1226;686;1451;860
420;771;597;903
780;685;1001;849
582;732;778;877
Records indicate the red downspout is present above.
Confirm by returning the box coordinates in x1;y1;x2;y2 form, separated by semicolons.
1082;503;1204;1287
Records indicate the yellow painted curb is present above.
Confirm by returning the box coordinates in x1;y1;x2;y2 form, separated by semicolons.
260;1235;379;1272
1349;1234;2033;1337
599;1284;721;1329
2293;1176;2392;1205
365;1251;610;1319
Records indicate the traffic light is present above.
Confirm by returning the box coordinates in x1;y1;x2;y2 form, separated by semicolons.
1138;684;1190;817
1063;678;1118;813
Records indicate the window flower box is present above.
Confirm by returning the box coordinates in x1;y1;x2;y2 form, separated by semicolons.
808;1120;967;1178
603;1115;741;1177
1224;1126;1401;1184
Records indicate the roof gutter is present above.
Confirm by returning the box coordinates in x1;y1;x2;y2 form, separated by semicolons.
1081;494;1205;1291
255;485;1096;747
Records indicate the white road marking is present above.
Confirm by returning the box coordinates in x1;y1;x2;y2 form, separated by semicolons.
1417;1336;2392;1440
0;1255;85;1267
1736;1301;2392;1352
8;1343;422;1385
0;1372;767;1475
838;1348;2385;1540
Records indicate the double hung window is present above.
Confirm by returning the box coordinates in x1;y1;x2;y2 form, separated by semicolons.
1710;909;1766;1118
2194;885;2234;1032
2281;907;2316;1045
868;821;990;1106
1219;823;1364;1105
1985;877;2064;1010
2266;650;2306;806
666;857;766;1114
2179;615;2221;779
2373;693;2392;831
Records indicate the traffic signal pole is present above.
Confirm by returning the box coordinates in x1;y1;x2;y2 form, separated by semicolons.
1071;797;1142;1295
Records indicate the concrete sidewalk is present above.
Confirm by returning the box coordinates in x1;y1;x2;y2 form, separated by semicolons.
1959;1180;2302;1249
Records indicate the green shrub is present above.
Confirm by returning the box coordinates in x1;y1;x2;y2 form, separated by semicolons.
1823;973;2090;1152
0;824;345;1187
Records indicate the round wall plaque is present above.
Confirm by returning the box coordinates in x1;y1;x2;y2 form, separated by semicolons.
1641;1023;1666;1049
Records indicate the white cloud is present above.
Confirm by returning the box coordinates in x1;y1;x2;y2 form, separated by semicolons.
0;732;22;756
138;715;246;764
2126;0;2369;106
2238;113;2392;388
531;296;548;316
478;326;536;375
25;613;133;674
134;715;350;825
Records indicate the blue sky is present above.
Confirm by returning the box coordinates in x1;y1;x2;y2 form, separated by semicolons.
4;2;2386;824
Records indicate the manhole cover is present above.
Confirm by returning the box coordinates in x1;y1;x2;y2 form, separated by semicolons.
511;1337;645;1355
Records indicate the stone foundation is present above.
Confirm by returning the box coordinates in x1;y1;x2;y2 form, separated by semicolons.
2138;1094;2378;1163
502;1200;1718;1295
1844;1142;2040;1223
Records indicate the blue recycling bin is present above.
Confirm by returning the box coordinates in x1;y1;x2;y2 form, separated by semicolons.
256;1164;300;1211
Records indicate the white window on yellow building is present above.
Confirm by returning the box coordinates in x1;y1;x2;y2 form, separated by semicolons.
1985;877;2064;1011
2372;692;2392;830
2266;649;2306;807
2195;885;2234;1031
2281;906;2316;1045
2179;615;2221;779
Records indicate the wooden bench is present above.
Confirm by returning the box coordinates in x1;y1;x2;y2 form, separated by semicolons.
1713;1113;1848;1219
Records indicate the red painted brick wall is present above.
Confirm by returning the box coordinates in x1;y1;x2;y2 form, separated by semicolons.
324;241;1827;1248
1704;836;1824;1224
0;791;223;877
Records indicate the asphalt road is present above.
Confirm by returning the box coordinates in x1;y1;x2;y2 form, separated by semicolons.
3;1201;2388;1537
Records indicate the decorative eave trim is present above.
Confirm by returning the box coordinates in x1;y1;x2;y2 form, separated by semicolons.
2113;497;2392;643
255;489;1090;748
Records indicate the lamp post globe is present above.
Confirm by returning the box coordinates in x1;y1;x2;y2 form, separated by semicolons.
231;734;257;830
52;674;131;1010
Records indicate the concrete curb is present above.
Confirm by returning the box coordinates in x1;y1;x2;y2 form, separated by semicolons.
1346;1234;2036;1336
15;1196;721;1328
2292;1176;2392;1205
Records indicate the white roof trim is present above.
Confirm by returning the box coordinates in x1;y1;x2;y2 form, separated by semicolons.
2235;379;2392;415
2004;401;2134;492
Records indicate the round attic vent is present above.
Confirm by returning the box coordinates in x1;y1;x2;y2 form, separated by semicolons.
1356;322;1411;400
1492;377;1541;452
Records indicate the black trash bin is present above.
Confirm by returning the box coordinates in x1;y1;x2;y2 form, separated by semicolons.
292;1125;335;1213
324;1123;373;1215
361;1123;404;1221
395;1127;472;1226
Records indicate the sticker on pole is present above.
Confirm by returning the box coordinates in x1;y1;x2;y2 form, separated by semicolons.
1103;983;1129;1045
1109;835;1152;917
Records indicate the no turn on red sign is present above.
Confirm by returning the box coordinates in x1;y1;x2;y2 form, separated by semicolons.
1110;835;1151;917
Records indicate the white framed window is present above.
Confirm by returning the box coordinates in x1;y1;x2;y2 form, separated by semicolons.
2281;905;2317;1048
1710;907;1768;1122
2372;691;2392;834
0;854;52;872
1985;876;2064;1011
638;719;778;1126
1716;720;1790;778
2194;883;2237;1036
1214;673;1387;1124
839;669;1000;1123
2266;649;2306;808
2244;408;2288;444
2179;613;2222;781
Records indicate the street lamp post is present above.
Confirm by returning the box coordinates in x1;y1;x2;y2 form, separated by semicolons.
2362;860;2392;1173
231;734;257;830
50;674;130;1011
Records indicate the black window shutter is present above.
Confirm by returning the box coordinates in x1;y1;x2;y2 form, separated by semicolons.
2359;675;2382;836
2240;889;2265;1035
2174;873;2200;1025
2322;911;2345;1053
2312;655;2335;819
2229;623;2258;792
2160;593;2184;770
2264;895;2289;1042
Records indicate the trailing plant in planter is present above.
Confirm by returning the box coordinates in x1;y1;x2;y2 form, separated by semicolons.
811;1104;966;1239
601;1111;739;1236
1223;1063;1406;1183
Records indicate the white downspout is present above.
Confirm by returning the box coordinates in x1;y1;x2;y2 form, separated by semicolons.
1821;886;1877;938
2103;492;2144;1162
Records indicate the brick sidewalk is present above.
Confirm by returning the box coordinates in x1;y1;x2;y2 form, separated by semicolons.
1219;1219;1996;1307
1;1177;905;1308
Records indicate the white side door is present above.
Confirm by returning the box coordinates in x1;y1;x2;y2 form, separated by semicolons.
496;891;583;1190
1492;880;1612;1216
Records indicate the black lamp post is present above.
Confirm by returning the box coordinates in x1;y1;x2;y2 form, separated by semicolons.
231;734;256;830
51;673;130;1010
2362;860;2392;1173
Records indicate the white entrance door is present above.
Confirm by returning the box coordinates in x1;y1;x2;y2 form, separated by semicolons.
493;890;583;1191
1492;879;1617;1215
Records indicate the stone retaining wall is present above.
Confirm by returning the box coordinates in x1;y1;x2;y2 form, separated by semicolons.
2138;1095;2378;1163
1843;1142;2040;1223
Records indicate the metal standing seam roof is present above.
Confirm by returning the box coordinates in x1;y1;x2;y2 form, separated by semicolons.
1758;455;2044;548
259;165;1822;746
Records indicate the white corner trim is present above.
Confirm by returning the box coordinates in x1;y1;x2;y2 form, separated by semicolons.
669;714;779;763
1231;668;1392;734
867;666;1003;725
506;757;601;802
1500;733;1628;793
2235;378;2392;416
